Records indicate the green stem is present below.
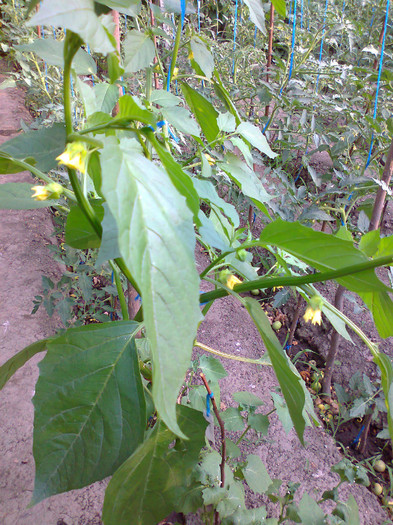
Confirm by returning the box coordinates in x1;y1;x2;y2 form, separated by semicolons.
109;260;129;320
195;341;271;366
167;17;183;88
235;425;251;445
199;255;393;304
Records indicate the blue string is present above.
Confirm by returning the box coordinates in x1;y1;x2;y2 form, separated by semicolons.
279;0;297;97
232;0;238;78
307;0;310;31
197;0;201;32
350;425;365;448
366;0;389;168
315;0;329;95
206;392;214;417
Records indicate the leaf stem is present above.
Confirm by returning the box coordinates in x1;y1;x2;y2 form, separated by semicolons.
109;260;129;320
195;341;271;366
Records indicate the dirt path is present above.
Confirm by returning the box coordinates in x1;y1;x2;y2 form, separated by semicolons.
0;59;390;524
0;61;105;525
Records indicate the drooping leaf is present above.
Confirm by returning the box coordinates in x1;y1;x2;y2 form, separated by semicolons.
243;0;267;35
116;94;156;127
102;406;207;525
65;201;104;249
190;35;214;80
193;178;239;227
259;219;391;294
32;321;146;504
244;297;312;444
243;454;272;494
15;39;97;75
96;203;121;266
161;106;201;137
221;154;272;218
100;140;201;437
0;183;57;209
236;121;277;158
0;339;48;390
123;30;155;74
27;0;115;54
77;79;119;117
0;123;66;172
181;82;219;143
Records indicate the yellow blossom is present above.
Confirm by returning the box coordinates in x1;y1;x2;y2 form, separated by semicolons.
226;274;242;290
303;295;323;325
172;67;179;79
188;50;194;60
204;153;216;166
56;142;88;173
31;185;50;201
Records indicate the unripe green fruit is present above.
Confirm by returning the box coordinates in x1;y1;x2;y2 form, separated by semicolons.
236;249;247;262
272;321;282;331
374;460;386;473
372;483;383;496
311;380;321;393
250;288;260;296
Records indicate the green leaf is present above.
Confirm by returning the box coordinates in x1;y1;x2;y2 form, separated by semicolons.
95;0;141;16
146;131;200;224
199;354;228;382
0;339;47;390
32;321;146;504
0;152;34;174
151;89;181;107
161;106;201;137
65;202;104;249
225;439;241;459
375;234;393;258
116;94;156;127
243;454;272;494
232;391;264;407
221;154;272;218
297;493;325;525
0;183;56;209
322;306;353;343
372;352;393;443
359;291;393;338
217;112;237;133
123;30;155;74
248;413;269;435
27;0;115;54
221;407;244;431
213;74;241;126
102;406;207;525
26;0;41;16
0;123;66;172
100;141;201;437
193;178;239;227
96;203;121;266
243;0;267;35
221;507;268;525
359;230;381;257
236;122;277;158
180;82;219;143
259;219;390;294
15;39;97;75
271;0;286;17
244;297;309;444
271;391;293;434
191;35;214;80
77;79;119;117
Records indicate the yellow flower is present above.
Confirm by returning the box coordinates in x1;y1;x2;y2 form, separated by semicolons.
226;274;242;290
172;67;179;79
31;185;50;201
56;142;88;173
204;153;216;166
188;50;194;60
303;295;323;325
31;182;64;201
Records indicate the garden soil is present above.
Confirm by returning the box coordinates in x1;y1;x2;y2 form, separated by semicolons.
0;60;391;524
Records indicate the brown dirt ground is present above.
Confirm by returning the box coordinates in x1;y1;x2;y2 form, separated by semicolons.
0;59;392;524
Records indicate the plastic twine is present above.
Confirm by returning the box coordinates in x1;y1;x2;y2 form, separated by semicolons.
279;0;297;97
366;0;390;168
315;0;329;95
232;0;239;78
206;392;214;417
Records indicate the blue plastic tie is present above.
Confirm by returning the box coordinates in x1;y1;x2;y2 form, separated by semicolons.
180;0;186;29
232;0;239;78
350;424;365;448
280;0;297;97
284;343;292;351
197;0;201;32
206;392;214;417
366;0;390;168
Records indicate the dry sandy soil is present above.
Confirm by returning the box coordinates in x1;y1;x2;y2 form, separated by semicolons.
0;59;392;524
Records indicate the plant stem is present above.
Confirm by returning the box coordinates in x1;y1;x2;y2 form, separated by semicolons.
369;136;393;231
109;260;129;320
235;425;251;445
200;255;393;304
195;341;271;366
167;16;183;88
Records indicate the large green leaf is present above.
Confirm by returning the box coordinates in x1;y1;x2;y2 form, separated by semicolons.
236;121;278;159
243;454;272;494
180;82;219;143
0;339;47;390
96;203;121;266
146;130;200;223
123;30;155;74
116;94;156;127
190;35;214;80
193;178;239;227
297;493;325;525
359;291;393;338
372;351;393;442
161;106;201;137
15;39;97;75
65;202;104;249
94;0;141;15
0;183;56;209
221;154;271;218
102;406;207;525
244;297;310;444
243;0;267;35
259;219;391;294
100;140;201;437
0;123;66;172
271;0;287;17
27;0;115;54
31;321;145;504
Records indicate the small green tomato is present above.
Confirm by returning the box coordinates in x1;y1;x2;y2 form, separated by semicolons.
374;460;386;473
372;483;383;496
272;321;282;331
236;249;247;262
250;288;260;296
